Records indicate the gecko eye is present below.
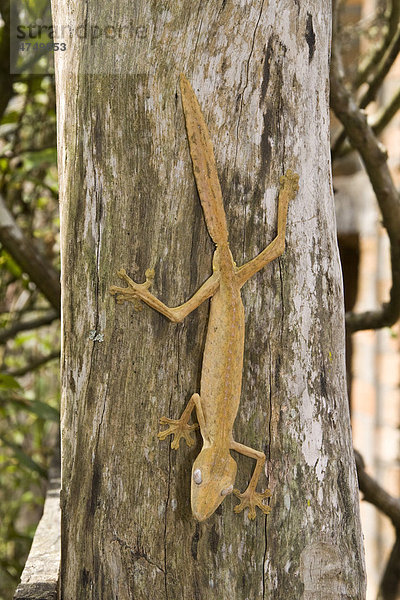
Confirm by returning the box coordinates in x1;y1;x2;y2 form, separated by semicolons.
221;484;233;496
193;469;202;484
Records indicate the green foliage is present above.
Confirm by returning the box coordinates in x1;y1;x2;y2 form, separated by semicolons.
0;436;47;477
0;2;59;598
0;375;21;390
0;365;59;599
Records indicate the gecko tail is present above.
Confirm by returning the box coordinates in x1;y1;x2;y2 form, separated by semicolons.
179;73;229;247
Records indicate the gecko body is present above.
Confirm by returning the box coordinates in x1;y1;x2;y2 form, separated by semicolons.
110;75;299;521
191;245;244;520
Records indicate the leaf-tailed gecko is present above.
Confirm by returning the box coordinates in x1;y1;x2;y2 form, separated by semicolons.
110;74;299;521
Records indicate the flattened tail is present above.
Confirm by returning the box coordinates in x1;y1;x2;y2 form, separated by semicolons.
179;73;229;246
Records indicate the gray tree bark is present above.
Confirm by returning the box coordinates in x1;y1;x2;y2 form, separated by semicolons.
52;1;366;598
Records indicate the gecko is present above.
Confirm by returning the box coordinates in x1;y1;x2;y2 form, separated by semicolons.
110;74;299;521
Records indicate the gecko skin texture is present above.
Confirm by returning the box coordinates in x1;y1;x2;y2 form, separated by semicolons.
110;74;299;521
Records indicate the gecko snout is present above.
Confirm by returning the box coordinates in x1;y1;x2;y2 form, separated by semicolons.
190;450;237;521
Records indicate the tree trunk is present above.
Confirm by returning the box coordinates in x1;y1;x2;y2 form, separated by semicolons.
53;1;366;598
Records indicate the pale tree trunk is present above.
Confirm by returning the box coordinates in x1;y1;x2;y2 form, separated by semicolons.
52;1;366;598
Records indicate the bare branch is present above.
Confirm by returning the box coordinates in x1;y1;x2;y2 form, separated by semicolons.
355;1;400;89
0;194;61;313
359;26;400;110
0;145;57;159
355;448;400;599
354;450;400;528
332;17;400;159
338;86;400;158
330;16;400;332
371;86;400;135
6;350;60;377
378;533;400;600
0;311;59;344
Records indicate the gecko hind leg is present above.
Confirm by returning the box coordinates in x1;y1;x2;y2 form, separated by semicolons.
233;487;272;520
158;393;204;450
230;440;272;520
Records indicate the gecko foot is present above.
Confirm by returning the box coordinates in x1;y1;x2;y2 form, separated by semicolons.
109;268;155;310
157;416;199;449
233;487;272;520
279;169;299;198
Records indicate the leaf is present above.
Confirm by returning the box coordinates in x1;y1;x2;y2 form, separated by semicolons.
22;0;51;19
0;374;22;391
0;157;9;172
23;148;57;171
36;196;49;208
0;397;59;421
27;400;59;422
0;436;47;477
14;332;36;346
1;111;20;125
1;250;23;278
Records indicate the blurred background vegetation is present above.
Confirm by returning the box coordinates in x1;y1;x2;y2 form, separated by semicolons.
0;1;60;598
0;0;399;599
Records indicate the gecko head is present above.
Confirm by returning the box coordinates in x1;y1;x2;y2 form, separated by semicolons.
190;448;237;521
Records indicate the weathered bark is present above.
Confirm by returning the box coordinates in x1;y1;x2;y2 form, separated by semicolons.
53;1;366;598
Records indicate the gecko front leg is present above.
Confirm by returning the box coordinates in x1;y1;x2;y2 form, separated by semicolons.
158;393;205;449
110;268;155;311
230;440;271;520
110;268;219;323
236;169;299;287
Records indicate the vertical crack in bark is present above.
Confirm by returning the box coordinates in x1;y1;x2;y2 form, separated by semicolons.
241;202;248;267
263;512;268;599
267;341;273;473
97;381;108;438
278;259;284;339
192;4;204;65
163;433;171;600
163;327;183;599
234;0;265;170
87;109;104;376
81;184;104;580
93;105;104;333
84;146;104;403
84;150;104;516
95;192;102;325
236;0;265;267
263;338;273;598
162;330;182;600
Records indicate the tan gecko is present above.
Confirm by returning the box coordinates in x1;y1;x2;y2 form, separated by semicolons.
110;74;299;521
